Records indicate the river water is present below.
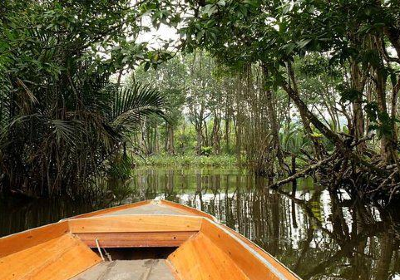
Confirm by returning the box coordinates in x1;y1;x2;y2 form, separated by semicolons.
1;167;399;280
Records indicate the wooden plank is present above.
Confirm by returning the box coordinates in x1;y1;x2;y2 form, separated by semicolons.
0;234;76;279
200;219;300;280
76;231;197;248
0;221;69;258
168;232;250;280
71;200;151;219
219;224;301;280
68;215;202;234
0;233;101;280
28;241;101;280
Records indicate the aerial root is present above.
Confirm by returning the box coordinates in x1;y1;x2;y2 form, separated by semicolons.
269;149;400;206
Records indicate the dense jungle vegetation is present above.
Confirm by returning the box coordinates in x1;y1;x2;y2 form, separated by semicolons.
1;0;400;204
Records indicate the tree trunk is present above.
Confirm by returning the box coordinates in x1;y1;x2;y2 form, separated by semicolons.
350;60;366;152
287;61;324;159
282;83;342;145
166;124;175;155
261;63;285;169
211;114;221;154
225;117;230;153
391;78;400;149
203;120;208;147
282;72;388;175
196;123;203;155
375;65;396;164
225;89;231;153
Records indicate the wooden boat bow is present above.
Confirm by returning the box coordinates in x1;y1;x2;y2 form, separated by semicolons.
0;199;301;280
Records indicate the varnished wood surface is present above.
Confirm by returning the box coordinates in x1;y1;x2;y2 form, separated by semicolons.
72;200;217;221
0;199;301;280
159;200;218;221
0;221;69;258
0;233;101;280
200;219;282;280
68;215;203;233
219;224;300;280
168;232;249;280
101;203;194;217
71;200;151;219
76;231;196;248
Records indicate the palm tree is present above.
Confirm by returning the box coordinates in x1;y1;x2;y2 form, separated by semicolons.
0;0;167;198
0;77;165;197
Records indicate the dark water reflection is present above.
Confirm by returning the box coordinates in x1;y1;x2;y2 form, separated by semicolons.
1;168;400;280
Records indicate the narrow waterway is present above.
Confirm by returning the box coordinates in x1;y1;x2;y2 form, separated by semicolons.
1;167;399;280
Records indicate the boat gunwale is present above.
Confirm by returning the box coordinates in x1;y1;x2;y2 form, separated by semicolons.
69;200;218;222
69;200;152;219
0;220;67;241
202;219;302;280
158;200;218;222
0;220;69;259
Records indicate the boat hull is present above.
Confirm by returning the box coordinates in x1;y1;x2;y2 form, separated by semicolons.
0;200;301;280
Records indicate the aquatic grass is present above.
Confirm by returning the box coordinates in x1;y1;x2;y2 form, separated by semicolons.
132;155;238;168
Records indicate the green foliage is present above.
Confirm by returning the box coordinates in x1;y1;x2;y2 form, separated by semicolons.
200;146;213;156
0;0;167;196
132;51;231;156
337;84;362;103
2;0;400;197
132;56;186;127
111;84;166;130
365;102;398;138
280;123;311;155
133;155;237;168
107;156;135;180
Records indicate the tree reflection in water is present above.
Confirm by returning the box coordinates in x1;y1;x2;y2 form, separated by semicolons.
1;168;399;280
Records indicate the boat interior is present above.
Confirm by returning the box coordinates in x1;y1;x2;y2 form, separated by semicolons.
0;200;299;280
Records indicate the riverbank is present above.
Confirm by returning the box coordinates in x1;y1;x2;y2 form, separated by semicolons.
132;154;238;168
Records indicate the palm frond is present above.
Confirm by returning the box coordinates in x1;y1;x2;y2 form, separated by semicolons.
111;82;165;129
50;119;80;145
